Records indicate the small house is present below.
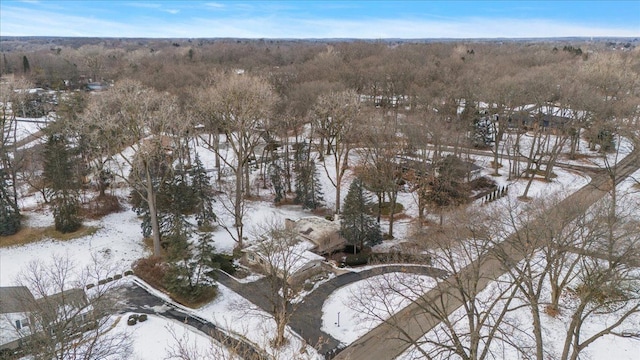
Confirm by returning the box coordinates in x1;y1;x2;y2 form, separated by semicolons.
35;288;96;335
243;239;325;285
285;216;345;255
0;286;35;352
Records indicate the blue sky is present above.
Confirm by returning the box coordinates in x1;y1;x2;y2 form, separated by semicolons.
1;1;638;38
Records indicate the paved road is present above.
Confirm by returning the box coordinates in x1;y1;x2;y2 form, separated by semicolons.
333;149;640;360
116;281;269;360
217;265;449;358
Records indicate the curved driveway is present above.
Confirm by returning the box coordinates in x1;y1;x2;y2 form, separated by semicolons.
217;265;448;357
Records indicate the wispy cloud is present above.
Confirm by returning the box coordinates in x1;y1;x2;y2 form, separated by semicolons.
164;9;180;15
204;2;225;9
125;2;162;9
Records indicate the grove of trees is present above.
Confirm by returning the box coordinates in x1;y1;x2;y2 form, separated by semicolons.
1;38;639;358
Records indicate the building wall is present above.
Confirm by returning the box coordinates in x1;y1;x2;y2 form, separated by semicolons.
0;312;32;350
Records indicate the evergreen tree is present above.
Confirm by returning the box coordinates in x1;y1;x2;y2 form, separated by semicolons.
162;175;194;253
472;115;495;148
0;169;20;235
293;143;323;209
295;160;324;210
269;159;285;204
43;134;81;233
340;178;382;252
164;229;218;302
189;153;216;228
22;55;30;74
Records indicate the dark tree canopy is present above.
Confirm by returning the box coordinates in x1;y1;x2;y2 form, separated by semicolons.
341;177;382;251
43;133;82;233
0;169;20;235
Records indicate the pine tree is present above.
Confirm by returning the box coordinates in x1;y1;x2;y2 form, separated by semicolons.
293;143;323;210
269;159;285;204
295;160;324;210
164;231;218;302
22;55;30;74
43;134;81;233
189;153;216;228
340;178;382;252
0;169;20;236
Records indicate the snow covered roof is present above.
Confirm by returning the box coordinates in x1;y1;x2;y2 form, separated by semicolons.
244;239;324;276
287;217;340;245
0;286;35;314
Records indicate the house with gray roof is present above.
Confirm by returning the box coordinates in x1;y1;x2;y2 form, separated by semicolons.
0;286;36;352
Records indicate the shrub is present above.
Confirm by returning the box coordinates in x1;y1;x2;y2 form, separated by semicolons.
85;283;95;290
132;256;167;290
169;284;218;308
114;274;122;280
378;202;404;216
86;194;122;219
127;314;138;326
344;254;369;266
211;253;236;275
124;270;134;276
98;279;107;285
138;314;148;322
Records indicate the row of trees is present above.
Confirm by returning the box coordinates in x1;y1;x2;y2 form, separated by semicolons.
3;41;638;237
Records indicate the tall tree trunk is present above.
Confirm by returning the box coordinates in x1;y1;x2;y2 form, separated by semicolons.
145;165;161;256
235;163;244;248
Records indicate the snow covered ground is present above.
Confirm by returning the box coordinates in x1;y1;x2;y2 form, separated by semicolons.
321;272;437;346
396;263;640;360
2;111;638;359
0;209;147;287
109;313;237;360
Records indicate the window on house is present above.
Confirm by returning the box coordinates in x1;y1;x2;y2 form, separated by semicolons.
15;320;22;330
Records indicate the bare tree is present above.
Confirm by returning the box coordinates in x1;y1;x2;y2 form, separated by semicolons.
164;323;243;360
198;72;276;248
249;219;311;348
10;254;131;360
83;79;181;256
311;89;360;214
355;209;528;360
357;110;404;237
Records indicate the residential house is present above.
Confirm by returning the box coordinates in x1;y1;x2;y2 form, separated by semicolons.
35;288;96;336
242;216;345;284
0;286;35;352
285;216;346;255
243;239;325;285
0;287;94;354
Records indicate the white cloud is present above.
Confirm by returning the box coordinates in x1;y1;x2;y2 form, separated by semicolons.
204;2;225;9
